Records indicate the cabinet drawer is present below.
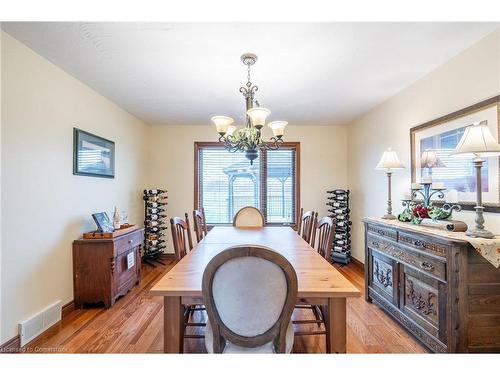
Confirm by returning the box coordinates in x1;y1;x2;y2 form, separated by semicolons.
367;234;446;281
398;232;449;258
114;231;143;256
366;224;398;241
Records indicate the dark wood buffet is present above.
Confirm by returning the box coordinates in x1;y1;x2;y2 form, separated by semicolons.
363;217;500;353
73;228;144;308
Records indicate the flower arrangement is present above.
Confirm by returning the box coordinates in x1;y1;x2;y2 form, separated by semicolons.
398;202;451;225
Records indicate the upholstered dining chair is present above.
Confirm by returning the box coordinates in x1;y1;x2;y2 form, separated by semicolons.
171;214;205;345
192;208;208;242
296;208;317;244
293;216;334;352
202;245;298;353
232;206;265;227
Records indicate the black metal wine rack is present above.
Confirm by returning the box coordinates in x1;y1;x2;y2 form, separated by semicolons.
143;189;168;267
327;189;351;265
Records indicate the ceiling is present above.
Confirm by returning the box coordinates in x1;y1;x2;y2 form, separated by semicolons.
2;22;499;126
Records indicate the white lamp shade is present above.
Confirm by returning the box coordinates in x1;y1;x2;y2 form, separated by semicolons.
451;120;500;158
247;107;271;127
211;116;234;134
268;121;287;137
226;125;237;136
421;149;446;168
376;148;405;170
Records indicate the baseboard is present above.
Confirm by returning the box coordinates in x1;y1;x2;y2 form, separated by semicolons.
351;256;364;271
0;300;75;352
0;334;21;353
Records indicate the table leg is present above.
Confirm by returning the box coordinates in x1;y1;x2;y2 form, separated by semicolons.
164;296;183;353
328;297;347;353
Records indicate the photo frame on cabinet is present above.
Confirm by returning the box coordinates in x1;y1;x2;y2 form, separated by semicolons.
410;95;500;212
73;128;115;178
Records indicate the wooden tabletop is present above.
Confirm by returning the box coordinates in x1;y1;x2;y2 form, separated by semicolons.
150;226;360;298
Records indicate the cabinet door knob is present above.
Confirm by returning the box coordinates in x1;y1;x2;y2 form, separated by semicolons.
128;240;133;244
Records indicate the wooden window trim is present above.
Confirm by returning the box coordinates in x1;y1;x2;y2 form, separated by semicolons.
194;141;300;227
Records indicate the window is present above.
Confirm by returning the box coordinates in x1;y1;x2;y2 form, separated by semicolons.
195;142;300;225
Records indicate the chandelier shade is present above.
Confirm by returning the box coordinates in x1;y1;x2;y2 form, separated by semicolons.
268;121;288;137
247;107;271;128
211;53;287;164
211;116;234;135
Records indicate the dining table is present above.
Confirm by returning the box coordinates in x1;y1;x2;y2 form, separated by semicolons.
150;226;361;353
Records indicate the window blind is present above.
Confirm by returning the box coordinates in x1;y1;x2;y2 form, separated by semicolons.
196;144;298;225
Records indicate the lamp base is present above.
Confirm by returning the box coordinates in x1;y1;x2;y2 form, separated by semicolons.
466;228;495;239
382;214;397;220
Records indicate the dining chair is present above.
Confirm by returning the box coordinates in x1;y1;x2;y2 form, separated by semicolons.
311;216;335;260
192;208;208;242
232;206;265;227
171;214;205;345
202;245;298;353
170;214;193;260
293;216;334;352
297;208;317;244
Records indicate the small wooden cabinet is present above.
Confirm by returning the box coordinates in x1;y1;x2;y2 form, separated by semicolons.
73;228;144;308
363;218;500;353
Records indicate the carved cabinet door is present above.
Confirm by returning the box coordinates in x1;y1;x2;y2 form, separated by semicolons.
369;250;399;307
399;265;447;345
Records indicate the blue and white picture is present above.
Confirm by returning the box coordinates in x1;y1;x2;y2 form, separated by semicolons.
412;103;500;209
73;128;115;178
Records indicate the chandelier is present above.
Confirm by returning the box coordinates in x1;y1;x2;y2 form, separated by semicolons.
211;53;288;165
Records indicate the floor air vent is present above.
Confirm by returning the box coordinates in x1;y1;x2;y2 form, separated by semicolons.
19;300;62;346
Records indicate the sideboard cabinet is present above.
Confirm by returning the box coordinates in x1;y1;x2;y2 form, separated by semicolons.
363;218;500;353
73;228;144;308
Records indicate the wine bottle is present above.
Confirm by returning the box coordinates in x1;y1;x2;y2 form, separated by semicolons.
147;207;166;214
327;189;348;195
334;233;351;239
334;214;349;220
333;220;352;227
146;220;160;227
145;213;167;221
149;226;167;233
327;201;347;208
333;208;350;214
334;245;350;252
147;233;165;240
144;189;167;195
146;239;166;246
334;239;351;245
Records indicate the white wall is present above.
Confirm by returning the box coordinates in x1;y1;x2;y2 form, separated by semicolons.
0;32;150;344
147;124;348;253
347;29;500;262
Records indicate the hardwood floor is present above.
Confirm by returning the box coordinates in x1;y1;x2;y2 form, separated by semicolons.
26;256;427;353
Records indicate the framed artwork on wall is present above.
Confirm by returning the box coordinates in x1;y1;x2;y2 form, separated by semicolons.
410;95;500;212
73;128;115;178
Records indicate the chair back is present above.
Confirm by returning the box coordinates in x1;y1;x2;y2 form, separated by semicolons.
297;208;317;244
232;206;265;227
170;214;193;260
311;216;335;259
193;208;208;242
202;245;297;353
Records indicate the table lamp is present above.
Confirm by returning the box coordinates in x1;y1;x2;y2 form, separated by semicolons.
451;120;500;238
420;149;446;179
376;148;405;219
